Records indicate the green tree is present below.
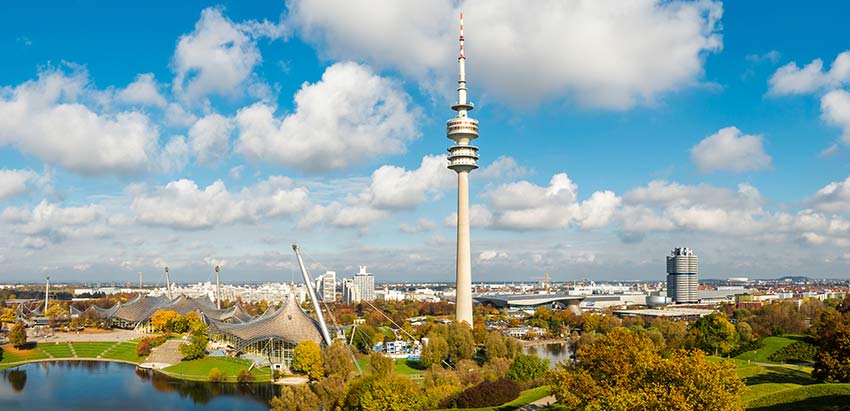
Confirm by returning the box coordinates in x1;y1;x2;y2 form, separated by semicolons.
314;374;346;410
484;332;509;361
813;309;850;382
549;327;744;411
446;322;475;364
292;340;324;380
508;354;549;381
736;321;754;343
324;340;355;380
179;332;208;360
368;352;394;376
341;373;425;411
271;384;320;411
421;335;449;368
688;313;737;356
9;322;27;348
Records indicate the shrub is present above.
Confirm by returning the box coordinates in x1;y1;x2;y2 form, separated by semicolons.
136;340;152;356
208;368;225;383
768;341;817;363
237;369;255;383
452;378;520;408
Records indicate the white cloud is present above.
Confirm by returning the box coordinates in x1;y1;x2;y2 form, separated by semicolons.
1;200;109;245
366;155;454;209
821;144;841;158
172;7;285;102
0;169;37;200
0;68;160;175
400;218;436;234
478;156;531;180
809;175;850;212
690;126;772;173
165;103;198;127
444;205;494;228
482;173;620;230
131;176;310;229
117;73;167;107
821;89;850;144
478;250;509;263
159;136;189;173
288;0;723;109
768;51;850;96
188;113;232;163
235;62;419;171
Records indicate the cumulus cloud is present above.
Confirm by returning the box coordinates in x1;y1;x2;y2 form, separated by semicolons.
481;173;620;230
1;200;110;245
117;73;167;107
131;176;310;229
400;218;436;234
443;205;494;228
821;89;850;144
0;68;160;175
809;175;850;212
159;136;190;173
768;51;850;96
188;113;232;163
172;7;285;102
478;156;531;180
235;62;419;172
288;0;723;109
690;126;772;173
0;169;38;200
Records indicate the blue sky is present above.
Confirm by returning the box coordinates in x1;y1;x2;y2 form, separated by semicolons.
1;0;850;284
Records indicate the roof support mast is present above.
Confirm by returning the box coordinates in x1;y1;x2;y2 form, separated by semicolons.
292;243;333;346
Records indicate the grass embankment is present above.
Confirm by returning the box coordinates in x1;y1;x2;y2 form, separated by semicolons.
710;355;850;410
0;341;146;370
162;357;271;382
734;335;805;364
434;386;553;411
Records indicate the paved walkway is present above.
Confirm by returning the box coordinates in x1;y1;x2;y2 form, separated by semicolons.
141;339;184;369
516;395;557;411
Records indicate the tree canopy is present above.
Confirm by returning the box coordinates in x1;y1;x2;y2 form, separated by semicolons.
292;340;324;380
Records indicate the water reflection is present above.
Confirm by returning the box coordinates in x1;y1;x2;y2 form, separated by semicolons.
0;361;278;410
525;342;571;367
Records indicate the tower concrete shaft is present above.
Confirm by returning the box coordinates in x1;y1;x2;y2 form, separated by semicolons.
447;12;478;326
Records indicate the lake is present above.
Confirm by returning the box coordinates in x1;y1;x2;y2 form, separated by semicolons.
0;361;278;411
524;342;571;367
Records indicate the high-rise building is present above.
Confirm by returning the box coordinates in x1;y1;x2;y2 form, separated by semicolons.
353;266;375;302
666;247;699;304
341;278;356;304
315;271;336;302
447;12;478;326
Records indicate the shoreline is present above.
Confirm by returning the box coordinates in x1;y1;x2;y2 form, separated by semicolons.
521;338;567;346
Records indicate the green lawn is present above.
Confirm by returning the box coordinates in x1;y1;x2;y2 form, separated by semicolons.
735;336;803;364
38;342;74;358
747;384;850;410
0;345;49;369
71;342;114;357
100;342;146;363
163;357;270;382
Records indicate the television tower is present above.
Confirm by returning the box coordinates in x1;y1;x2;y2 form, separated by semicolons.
447;12;478;326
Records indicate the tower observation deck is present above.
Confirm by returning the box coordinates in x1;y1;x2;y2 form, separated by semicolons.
448;12;477;326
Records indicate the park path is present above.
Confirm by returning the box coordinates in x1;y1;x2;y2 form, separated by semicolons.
141;339;183;369
515;395;557;411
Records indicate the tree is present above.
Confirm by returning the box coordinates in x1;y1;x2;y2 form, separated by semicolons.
208;368;224;382
549;327;744;411
292;340;324;380
236;369;255;383
341;373;425;411
314;374;346;410
150;310;179;332
813;309;850;382
0;308;17;330
421;335;449;368
44;303;67;319
9;322;27;348
179;332;208;360
446;322;475;364
736;321;754;343
649;318;688;352
368;352;394;377
484;332;509;361
271;384;320;411
185;311;207;333
508;354;549;381
324;340;355;380
688;313;737;356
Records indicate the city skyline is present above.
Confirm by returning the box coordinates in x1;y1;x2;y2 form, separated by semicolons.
3;1;850;283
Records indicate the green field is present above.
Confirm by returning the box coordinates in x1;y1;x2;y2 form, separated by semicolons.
37;342;75;358
162;357;270;382
707;356;850;410
735;335;805;364
100;342;146;362
0;345;49;369
0;341;146;370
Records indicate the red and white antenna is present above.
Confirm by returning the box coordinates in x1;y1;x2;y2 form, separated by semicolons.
459;12;465;59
